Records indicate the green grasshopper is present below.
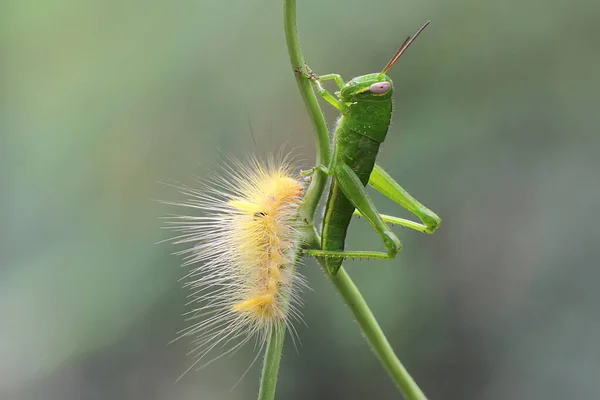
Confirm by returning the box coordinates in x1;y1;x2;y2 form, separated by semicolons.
300;21;441;274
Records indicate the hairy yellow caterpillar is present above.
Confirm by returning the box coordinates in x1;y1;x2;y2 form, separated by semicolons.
163;156;306;376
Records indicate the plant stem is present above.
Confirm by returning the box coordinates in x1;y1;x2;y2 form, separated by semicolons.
257;324;286;400
262;1;428;400
257;3;331;397
303;231;428;400
328;267;428;400
283;0;331;224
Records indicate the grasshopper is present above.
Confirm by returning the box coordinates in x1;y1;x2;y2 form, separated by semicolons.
300;21;441;274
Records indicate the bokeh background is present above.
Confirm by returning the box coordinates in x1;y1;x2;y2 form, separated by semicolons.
3;0;599;399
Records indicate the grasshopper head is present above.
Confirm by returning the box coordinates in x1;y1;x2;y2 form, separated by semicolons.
339;21;430;104
340;73;393;102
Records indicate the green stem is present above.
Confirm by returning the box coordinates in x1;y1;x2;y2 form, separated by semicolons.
256;1;332;398
329;267;428;400
257;324;286;400
283;0;331;224
261;1;427;399
303;231;428;400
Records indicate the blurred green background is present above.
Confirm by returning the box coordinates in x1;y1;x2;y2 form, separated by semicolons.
2;0;599;399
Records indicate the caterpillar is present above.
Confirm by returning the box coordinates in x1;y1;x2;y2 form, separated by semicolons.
163;156;306;376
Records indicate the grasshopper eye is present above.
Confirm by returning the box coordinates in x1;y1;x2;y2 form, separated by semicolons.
369;82;391;94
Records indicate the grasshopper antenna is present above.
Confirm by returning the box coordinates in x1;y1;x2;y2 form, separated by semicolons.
382;20;430;74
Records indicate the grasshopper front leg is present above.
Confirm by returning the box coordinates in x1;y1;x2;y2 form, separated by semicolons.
295;65;348;113
315;73;346;91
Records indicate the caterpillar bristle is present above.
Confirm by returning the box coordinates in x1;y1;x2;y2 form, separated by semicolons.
163;155;306;378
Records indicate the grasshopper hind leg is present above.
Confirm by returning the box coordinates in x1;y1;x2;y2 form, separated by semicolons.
306;163;403;275
367;164;441;234
304;249;401;261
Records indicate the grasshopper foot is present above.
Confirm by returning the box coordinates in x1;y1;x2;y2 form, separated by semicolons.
294;64;319;81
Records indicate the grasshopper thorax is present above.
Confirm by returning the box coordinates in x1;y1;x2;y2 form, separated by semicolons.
340;73;393;103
